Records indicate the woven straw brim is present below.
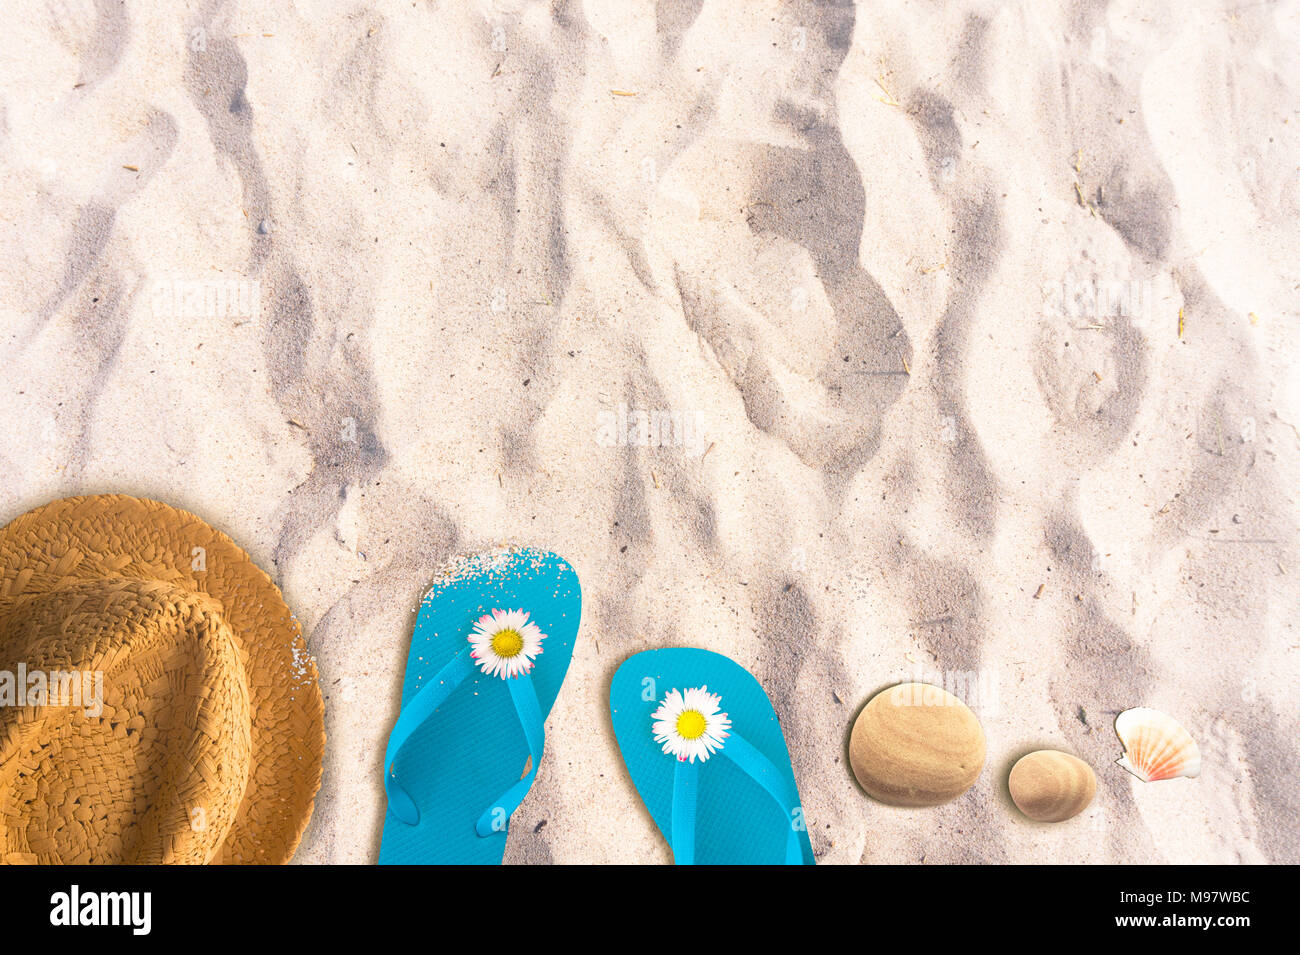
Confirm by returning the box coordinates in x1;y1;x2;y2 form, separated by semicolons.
0;495;324;864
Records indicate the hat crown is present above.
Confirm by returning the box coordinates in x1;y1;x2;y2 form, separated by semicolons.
0;577;252;864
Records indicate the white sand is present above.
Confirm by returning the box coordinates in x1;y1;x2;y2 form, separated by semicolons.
1;0;1297;864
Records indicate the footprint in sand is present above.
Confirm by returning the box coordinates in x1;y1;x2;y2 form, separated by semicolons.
649;134;909;477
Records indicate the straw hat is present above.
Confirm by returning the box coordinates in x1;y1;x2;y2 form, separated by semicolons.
0;495;324;864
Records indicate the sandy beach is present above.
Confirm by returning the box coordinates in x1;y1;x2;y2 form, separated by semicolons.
2;0;1297;864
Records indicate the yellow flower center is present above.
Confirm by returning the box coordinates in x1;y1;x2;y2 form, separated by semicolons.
676;710;707;740
491;629;524;658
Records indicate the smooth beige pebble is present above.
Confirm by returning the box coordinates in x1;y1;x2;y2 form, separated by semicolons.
1008;750;1096;822
849;683;986;807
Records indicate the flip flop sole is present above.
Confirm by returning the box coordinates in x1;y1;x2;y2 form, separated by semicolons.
379;550;580;864
610;647;814;865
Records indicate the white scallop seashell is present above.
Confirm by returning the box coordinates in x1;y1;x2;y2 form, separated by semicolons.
1115;707;1201;782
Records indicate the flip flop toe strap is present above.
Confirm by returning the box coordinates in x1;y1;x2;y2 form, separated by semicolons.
384;650;475;825
670;731;805;865
671;759;700;865
473;675;544;836
384;649;545;836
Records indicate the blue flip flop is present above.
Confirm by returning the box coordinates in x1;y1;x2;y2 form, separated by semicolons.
378;549;581;864
609;648;815;865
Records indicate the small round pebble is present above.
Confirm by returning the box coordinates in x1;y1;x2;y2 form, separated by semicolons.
1009;750;1096;822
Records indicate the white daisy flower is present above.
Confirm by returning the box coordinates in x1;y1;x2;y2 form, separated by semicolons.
651;686;731;762
468;608;546;679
